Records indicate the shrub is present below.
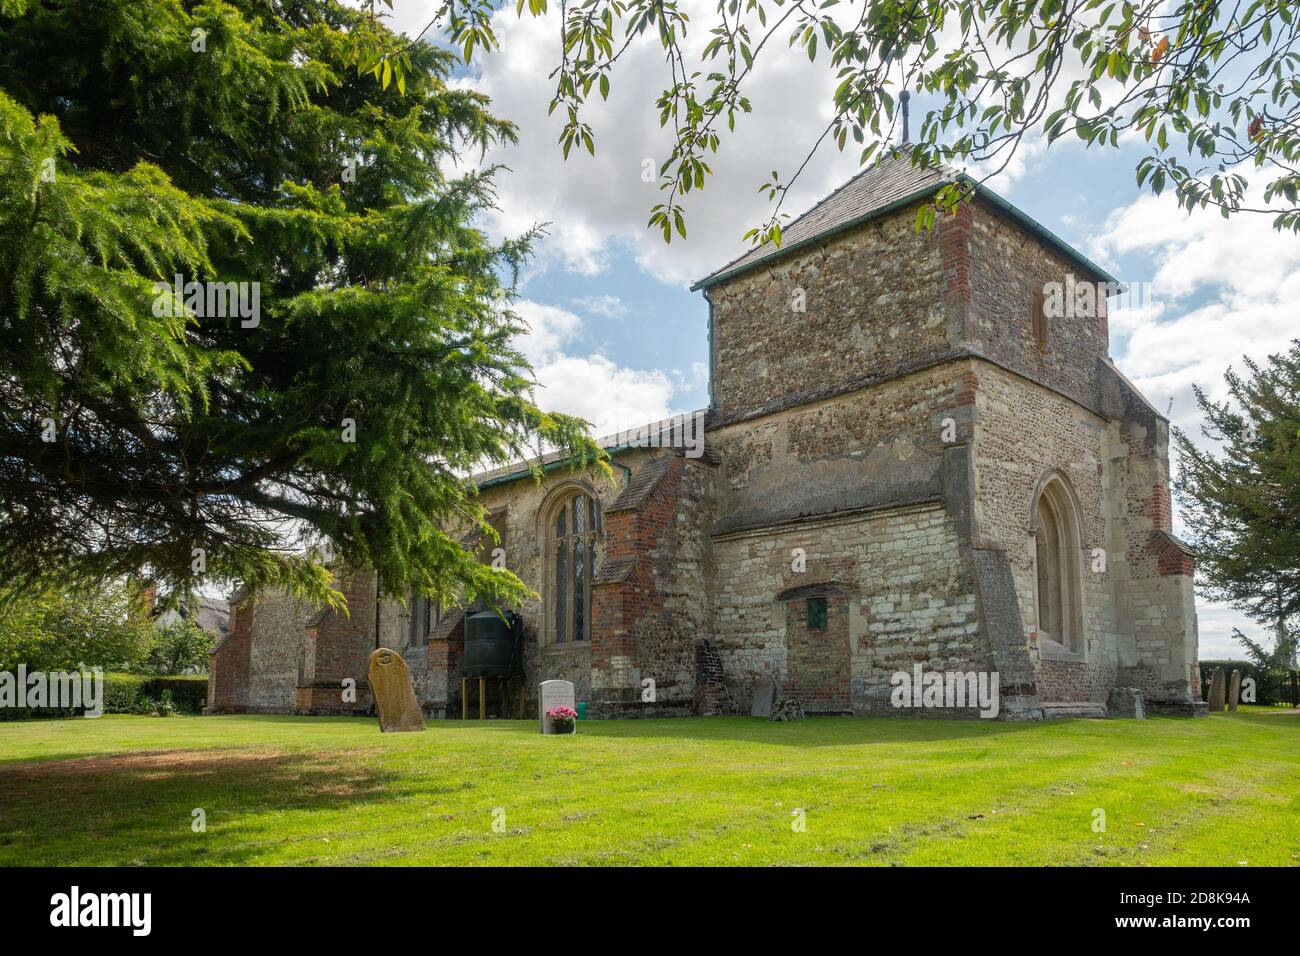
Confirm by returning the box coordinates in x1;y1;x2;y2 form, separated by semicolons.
102;672;149;713
105;673;206;714
0;582;153;673
143;619;214;675
139;675;207;713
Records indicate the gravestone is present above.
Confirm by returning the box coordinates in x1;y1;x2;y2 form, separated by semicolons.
1106;686;1146;719
1207;667;1226;711
367;647;425;733
750;675;779;718
538;679;576;734
1228;670;1242;712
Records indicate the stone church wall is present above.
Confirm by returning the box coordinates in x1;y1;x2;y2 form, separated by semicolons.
711;502;980;714
466;447;716;719
245;590;315;713
708;365;985;714
706;197;949;425
592;453;718;717
711;363;963;535
970;362;1120;703
963;202;1111;414
1097;363;1201;711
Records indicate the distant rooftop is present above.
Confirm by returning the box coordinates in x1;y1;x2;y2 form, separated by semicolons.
691;150;1118;291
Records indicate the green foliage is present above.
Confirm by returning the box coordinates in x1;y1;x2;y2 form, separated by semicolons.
145;619;215;675
0;582;153;673
103;673;208;715
358;0;1300;244
0;1;607;613
0;672;207;720
1231;620;1299;669
1199;658;1295;705
1173;340;1300;642
100;673;150;716
0;579;222;681
137;675;209;712
138;689;180;717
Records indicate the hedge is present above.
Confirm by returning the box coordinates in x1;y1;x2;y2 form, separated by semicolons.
0;671;208;719
1198;660;1295;706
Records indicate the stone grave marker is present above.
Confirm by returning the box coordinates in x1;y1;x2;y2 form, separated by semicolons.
538;679;576;734
1228;669;1242;712
1207;667;1226;711
751;675;779;718
367;647;425;733
1106;686;1145;719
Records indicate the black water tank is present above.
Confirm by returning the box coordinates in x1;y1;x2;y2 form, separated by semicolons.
463;611;519;677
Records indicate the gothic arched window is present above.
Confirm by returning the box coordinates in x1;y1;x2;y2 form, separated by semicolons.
408;593;439;647
1032;477;1084;657
549;491;601;643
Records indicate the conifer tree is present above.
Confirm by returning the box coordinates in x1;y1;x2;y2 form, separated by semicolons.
0;0;603;610
1174;341;1300;663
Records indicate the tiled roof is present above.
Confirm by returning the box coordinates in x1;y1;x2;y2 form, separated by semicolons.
606;454;675;514
429;607;465;642
693;151;956;289
471;412;715;489
593;555;637;586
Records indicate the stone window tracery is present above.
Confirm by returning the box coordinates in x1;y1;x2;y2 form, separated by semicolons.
548;491;601;643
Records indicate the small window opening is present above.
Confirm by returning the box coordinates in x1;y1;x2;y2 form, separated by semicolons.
807;597;828;631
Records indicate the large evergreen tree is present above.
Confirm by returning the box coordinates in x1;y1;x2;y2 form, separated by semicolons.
1173;340;1300;663
0;0;603;610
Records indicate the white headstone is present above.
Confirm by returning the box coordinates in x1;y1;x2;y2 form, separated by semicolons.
751;675;779;718
538;679;576;734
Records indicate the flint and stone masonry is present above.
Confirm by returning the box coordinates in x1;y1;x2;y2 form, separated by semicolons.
207;154;1204;721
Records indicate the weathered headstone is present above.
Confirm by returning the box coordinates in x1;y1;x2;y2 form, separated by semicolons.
538;679;576;734
1228;669;1242;712
750;675;779;718
1208;667;1226;711
367;647;425;732
1106;686;1146;719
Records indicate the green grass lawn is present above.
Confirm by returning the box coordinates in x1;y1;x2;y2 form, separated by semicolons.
0;710;1296;866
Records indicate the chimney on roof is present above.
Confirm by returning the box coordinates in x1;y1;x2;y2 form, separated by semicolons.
900;90;911;145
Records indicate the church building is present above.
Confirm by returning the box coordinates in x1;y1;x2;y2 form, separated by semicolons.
206;153;1204;721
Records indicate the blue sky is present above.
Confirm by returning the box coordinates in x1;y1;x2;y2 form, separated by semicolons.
373;1;1300;659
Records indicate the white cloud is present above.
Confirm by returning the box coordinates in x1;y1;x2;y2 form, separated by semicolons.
427;1;885;287
1089;184;1300;659
510;299;679;436
1197;602;1273;661
1088;185;1300;439
568;294;628;319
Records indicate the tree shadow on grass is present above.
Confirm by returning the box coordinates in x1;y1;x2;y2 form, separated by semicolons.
0;749;393;866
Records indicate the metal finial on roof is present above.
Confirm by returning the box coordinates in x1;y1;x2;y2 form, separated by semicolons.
900;90;911;145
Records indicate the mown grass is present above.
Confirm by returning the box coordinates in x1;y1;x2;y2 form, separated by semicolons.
0;710;1296;866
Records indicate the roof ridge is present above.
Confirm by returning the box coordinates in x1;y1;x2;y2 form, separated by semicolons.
691;150;954;290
